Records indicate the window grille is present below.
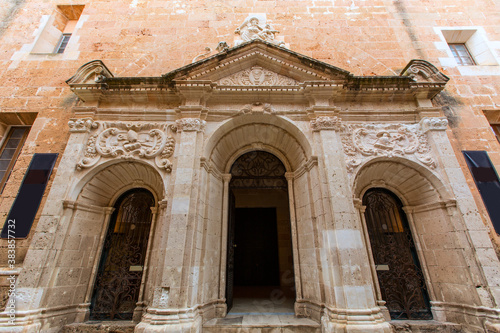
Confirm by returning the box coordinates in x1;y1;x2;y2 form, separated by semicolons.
55;33;71;53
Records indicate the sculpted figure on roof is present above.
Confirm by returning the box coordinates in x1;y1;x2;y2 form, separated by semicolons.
235;16;284;46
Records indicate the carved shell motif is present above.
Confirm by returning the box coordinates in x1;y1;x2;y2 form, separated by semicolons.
218;66;298;86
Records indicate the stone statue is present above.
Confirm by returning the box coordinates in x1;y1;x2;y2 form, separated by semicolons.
235;17;284;46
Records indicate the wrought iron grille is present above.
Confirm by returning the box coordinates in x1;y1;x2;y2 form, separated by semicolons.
363;188;432;320
230;151;286;189
90;189;154;320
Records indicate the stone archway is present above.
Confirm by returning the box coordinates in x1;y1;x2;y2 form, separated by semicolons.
201;114;319;320
68;161;164;321
352;158;483;321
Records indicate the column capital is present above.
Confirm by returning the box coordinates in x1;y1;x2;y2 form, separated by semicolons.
222;174;232;182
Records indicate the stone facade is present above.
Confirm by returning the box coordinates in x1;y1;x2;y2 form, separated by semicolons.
0;1;499;332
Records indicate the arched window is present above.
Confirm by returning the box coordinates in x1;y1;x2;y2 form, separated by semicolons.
363;188;432;320
90;189;155;320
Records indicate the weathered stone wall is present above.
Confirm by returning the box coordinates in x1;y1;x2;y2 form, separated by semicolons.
0;0;498;265
0;1;499;332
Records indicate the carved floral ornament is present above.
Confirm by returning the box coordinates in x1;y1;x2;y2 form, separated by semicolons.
309;116;448;172
68;118;98;133
75;121;176;172
310;116;342;131
175;118;206;132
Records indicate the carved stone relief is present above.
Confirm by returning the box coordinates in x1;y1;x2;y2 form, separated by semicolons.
68;118;98;133
340;123;437;172
218;66;297;86
235;16;284;47
310;116;342;131
420;117;448;132
175;118;206;132
76;122;176;172
239;102;276;115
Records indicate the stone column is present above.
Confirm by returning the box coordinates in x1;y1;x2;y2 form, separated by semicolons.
285;172;303;304
421;117;500;311
217;174;231;316
310;116;391;333
137;118;206;333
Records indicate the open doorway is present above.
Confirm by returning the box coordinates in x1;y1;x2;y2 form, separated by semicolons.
226;151;295;314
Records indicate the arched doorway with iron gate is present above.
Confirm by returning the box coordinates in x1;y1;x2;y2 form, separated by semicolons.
89;188;156;320
362;188;432;320
225;150;296;314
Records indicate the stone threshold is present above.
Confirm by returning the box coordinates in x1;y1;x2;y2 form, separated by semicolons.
202;314;321;333
60;321;136;333
390;320;463;332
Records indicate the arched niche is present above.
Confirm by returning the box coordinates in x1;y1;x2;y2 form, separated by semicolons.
352;157;482;317
56;161;165;322
75;160;164;206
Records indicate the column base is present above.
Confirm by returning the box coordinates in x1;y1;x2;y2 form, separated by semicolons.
321;306;392;333
135;307;202;333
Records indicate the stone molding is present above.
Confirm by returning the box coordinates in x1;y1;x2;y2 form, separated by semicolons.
310;116;342;131
219;66;297;86
68;118;98;133
400;59;450;83
340;123;437;172
76;122;176;172
66;60;114;85
419;117;448;132
175;118;206;132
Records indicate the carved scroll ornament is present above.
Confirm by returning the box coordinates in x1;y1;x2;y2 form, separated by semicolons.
341;123;436;172
76;122;176;172
218;66;297;86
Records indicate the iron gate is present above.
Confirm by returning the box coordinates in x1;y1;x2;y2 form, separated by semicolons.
363;188;432;320
90;189;154;320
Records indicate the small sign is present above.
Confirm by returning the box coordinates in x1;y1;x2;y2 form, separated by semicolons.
129;266;143;271
376;265;389;271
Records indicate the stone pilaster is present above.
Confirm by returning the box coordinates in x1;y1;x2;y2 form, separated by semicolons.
311;116;391;332
422;118;500;308
138;118;205;332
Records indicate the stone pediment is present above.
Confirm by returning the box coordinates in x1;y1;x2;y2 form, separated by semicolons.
163;40;349;83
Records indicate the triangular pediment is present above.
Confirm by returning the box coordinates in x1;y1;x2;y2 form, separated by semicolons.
162;40;351;84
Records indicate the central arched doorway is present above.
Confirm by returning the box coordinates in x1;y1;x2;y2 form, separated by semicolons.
226;151;296;314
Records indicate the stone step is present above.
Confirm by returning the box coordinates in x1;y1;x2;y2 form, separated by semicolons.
60;321;136;333
390;320;463;333
202;314;321;333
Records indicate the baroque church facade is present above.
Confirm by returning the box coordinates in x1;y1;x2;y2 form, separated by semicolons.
0;1;499;332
